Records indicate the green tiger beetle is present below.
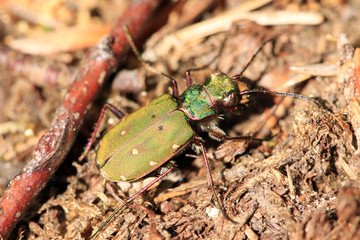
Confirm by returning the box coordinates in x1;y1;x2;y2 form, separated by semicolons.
81;27;320;239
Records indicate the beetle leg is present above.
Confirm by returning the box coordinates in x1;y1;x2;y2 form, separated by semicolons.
198;142;215;188
223;135;252;141
168;76;180;100
127;166;174;203
185;70;192;87
198;118;226;141
79;103;125;161
197;142;238;224
151;71;180;100
208;128;226;141
184;66;207;87
184;40;229;87
89;166;174;240
204;118;271;143
232;38;273;80
224;133;278;142
207;121;226;141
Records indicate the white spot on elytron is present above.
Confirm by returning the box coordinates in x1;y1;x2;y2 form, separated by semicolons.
172;144;179;150
132;149;139;155
121;130;126;136
119;175;127;181
149;161;157;166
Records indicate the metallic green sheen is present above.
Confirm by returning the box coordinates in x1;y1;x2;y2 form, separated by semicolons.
180;85;216;120
181;71;239;121
204;72;239;103
96;94;194;181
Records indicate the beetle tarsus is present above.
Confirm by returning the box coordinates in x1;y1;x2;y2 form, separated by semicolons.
89;167;175;239
79;103;125;161
198;142;238;223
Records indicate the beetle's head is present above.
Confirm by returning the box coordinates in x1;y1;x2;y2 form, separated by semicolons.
205;71;250;112
206;71;319;113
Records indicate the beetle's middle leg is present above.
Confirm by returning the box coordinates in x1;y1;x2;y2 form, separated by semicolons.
205;120;270;143
79;103;125;161
195;141;238;223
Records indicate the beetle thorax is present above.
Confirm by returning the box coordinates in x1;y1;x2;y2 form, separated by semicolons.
179;71;250;141
180;71;246;121
180;84;217;121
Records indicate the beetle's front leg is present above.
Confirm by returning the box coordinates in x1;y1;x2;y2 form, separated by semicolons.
79;103;125;161
223;133;277;142
206;121;226;141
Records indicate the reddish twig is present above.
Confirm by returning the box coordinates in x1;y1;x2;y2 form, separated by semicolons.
354;48;360;94
0;0;162;238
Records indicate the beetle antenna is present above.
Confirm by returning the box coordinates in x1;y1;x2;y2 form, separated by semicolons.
123;25;180;99
123;25;162;76
239;89;321;107
232;38;274;79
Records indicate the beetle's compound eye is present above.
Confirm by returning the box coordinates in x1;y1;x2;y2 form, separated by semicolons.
222;92;238;108
236;81;250;104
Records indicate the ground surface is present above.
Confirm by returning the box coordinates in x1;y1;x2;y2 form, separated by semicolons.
1;0;360;239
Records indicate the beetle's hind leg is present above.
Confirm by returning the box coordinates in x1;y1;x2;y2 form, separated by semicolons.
79;103;125;161
89;166;175;240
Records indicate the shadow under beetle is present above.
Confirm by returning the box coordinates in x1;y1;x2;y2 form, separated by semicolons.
80;29;320;239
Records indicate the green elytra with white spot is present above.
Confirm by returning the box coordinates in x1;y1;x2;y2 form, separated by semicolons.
96;69;319;183
96;94;194;181
85;27;321;239
88;67;318;240
96;71;249;182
